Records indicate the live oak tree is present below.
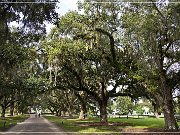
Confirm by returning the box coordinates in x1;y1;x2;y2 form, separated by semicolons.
111;96;135;115
122;1;180;130
42;1;146;122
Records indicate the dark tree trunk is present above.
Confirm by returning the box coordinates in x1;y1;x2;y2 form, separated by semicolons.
160;72;179;130
162;87;179;130
156;41;179;130
163;99;178;130
99;100;108;123
98;82;108;123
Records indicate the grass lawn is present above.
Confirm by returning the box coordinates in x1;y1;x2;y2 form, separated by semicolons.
45;115;180;133
0;114;29;131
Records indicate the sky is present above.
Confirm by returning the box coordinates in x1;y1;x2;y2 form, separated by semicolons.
58;0;80;15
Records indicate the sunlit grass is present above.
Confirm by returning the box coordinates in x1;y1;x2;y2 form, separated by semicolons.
108;117;164;128
45;115;180;133
0;114;29;131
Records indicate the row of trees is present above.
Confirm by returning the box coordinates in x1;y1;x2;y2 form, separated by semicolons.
0;1;58;116
41;0;180;131
0;0;179;131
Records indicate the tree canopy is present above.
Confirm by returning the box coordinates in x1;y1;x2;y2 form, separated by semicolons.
0;0;179;131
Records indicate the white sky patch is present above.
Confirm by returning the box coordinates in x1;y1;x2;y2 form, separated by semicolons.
9;21;19;29
57;0;79;15
46;23;55;34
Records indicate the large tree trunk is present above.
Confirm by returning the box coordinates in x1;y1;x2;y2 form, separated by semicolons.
156;40;179;131
163;98;178;130
160;72;179;130
162;87;178;130
99;100;108;123
98;82;108;123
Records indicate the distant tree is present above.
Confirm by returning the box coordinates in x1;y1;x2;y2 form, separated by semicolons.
111;97;135;115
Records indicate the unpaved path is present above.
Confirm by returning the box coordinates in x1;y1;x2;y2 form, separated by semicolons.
0;114;68;135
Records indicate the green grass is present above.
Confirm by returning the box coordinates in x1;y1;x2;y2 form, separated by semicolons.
110;117;164;128
45;116;114;132
0;114;29;131
45;115;180;133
